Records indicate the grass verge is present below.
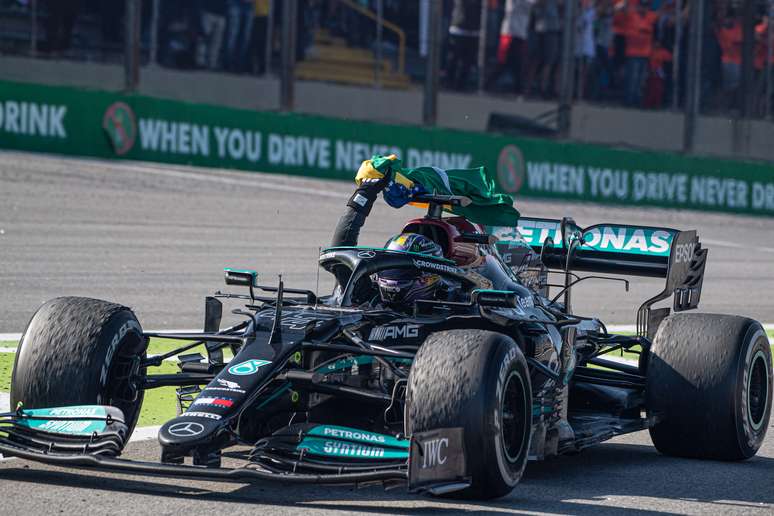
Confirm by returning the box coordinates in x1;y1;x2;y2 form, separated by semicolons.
0;338;225;427
1;330;773;428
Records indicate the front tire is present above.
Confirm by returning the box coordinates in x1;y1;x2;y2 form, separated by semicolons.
407;329;532;499
11;297;148;437
646;313;772;460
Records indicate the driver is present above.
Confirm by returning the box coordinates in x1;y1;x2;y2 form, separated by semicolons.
330;155;457;308
375;233;460;308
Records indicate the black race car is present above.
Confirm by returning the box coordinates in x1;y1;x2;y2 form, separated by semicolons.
3;195;772;499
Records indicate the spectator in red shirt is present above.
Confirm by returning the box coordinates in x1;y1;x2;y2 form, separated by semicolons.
755;16;774;115
643;40;672;108
486;0;535;95
620;0;659;106
716;13;743;109
610;0;628;88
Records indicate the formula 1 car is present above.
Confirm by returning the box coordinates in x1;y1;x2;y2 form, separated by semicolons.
3;194;772;499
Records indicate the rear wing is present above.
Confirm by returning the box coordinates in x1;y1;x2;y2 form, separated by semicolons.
488;217;708;338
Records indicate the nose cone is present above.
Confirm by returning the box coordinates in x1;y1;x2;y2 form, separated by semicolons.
158;416;220;448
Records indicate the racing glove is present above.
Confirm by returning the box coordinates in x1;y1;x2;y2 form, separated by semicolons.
347;157;395;216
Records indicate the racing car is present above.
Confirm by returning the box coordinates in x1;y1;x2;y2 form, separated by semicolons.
3;191;772;500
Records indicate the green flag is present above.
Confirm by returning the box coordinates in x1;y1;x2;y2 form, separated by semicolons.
370;155;520;226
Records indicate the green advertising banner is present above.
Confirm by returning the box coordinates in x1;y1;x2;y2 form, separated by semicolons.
1;79;773;216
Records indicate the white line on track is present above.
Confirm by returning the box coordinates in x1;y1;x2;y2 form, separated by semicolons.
0;329;200;342
134;163;350;199
129;426;162;442
702;238;774;254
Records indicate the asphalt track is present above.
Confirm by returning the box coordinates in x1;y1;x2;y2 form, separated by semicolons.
1;150;773;514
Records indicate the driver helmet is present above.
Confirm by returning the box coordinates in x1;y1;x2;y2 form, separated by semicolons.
375;233;445;307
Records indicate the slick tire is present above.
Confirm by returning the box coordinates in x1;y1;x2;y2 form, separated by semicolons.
11;297;148;437
646;313;772;460
407;330;532;500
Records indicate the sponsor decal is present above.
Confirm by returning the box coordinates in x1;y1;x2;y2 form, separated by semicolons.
216;378;241;390
192;397;234;408
496;220;676;257
296;437;408;459
513;295;534;315
352;193;368;207
38;420;96;434
408;428;466;489
368;324;420;341
203;387;245;394
321;427;384;443
413;259;459;275
674;241;696;264
228;359;272;376
495;348;525;435
582;226;673;256
0;100;67;138
99;319;141;389
513;220;562;248
319;252;336;261
322;441;385;458
183;411;222;420
420;437;449;469
102;101;137;155
168;422;205;437
18;407;109;435
48;407;102;417
497;144;525;194
307;425;410;449
357;250;376;259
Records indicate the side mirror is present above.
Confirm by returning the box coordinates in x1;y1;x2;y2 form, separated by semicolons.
224;268;258;287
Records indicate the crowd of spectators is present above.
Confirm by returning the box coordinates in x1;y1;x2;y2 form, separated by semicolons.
6;0;774;115
155;0;275;73
451;0;774;114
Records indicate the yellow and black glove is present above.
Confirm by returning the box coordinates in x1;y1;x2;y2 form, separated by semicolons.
346;155;397;216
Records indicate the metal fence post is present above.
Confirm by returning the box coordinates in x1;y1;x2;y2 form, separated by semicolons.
376;0;384;87
672;0;682;110
124;0;141;92
767;1;774;118
682;0;703;152
477;0;488;92
265;0;274;76
423;0;442;126
280;0;298;112
30;0;37;56
150;0;160;66
558;0;576;137
741;0;755;118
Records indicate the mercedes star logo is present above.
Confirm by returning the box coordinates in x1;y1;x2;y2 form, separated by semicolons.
357;250;376;259
168;422;204;437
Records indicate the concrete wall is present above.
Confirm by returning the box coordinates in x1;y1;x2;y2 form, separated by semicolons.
2;55;773;163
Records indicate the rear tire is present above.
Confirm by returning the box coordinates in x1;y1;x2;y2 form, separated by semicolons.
407;329;532;500
646;313;772;460
11;297;148;437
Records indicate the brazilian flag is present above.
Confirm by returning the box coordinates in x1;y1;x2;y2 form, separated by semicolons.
367;155;520;227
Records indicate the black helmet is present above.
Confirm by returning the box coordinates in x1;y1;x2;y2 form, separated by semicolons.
375;233;445;307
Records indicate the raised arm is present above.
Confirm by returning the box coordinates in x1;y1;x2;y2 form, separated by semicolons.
330;157;395;247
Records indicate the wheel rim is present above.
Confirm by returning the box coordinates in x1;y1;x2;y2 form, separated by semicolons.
748;350;769;431
500;370;528;463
